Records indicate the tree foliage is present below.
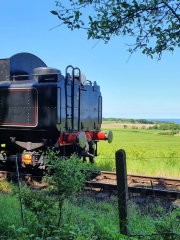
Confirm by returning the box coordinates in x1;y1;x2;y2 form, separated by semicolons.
51;0;180;59
158;122;180;130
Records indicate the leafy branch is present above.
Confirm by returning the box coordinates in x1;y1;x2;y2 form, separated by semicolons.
51;0;180;59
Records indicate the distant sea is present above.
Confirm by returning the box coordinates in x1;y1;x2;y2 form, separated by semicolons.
148;119;180;124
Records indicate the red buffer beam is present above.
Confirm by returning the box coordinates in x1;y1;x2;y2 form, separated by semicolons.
59;131;113;147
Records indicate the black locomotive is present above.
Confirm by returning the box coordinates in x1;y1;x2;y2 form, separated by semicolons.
0;53;113;168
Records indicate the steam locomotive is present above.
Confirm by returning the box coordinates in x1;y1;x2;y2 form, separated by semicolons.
0;53;113;169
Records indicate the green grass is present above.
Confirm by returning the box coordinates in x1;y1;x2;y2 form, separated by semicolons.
0;193;22;234
0;192;121;239
94;128;180;177
1;192;180;239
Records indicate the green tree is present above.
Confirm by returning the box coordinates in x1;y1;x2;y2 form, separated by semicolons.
130;118;135;124
51;0;180;59
137;119;148;124
159;123;180;130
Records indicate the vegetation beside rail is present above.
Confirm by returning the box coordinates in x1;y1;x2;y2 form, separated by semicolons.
1;186;180;239
1;151;180;239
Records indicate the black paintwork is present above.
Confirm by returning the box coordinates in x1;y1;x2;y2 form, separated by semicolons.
0;88;37;125
0;53;47;82
10;53;47;80
0;53;102;156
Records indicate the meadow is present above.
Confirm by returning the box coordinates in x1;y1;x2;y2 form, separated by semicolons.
94;123;180;178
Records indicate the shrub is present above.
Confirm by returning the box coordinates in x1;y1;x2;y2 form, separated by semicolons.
157;130;179;136
14;149;93;228
45;150;93;227
153;124;158;129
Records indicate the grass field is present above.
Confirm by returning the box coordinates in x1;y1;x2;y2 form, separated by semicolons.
94;123;180;178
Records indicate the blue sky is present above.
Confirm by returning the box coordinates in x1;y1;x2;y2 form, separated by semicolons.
0;0;179;119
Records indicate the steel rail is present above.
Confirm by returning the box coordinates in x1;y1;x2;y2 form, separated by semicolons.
86;171;180;198
99;171;180;186
86;181;180;199
85;181;180;198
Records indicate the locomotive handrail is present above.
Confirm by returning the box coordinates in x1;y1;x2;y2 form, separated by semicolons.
65;65;74;130
57;87;61;124
12;74;33;77
11;73;62;81
65;65;74;76
12;73;62;78
98;96;102;124
12;73;61;77
12;74;33;81
73;67;81;82
65;66;82;131
73;68;81;131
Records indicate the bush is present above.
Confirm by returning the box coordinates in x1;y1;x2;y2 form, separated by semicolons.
13;149;93;229
45;150;93;227
157;130;179;136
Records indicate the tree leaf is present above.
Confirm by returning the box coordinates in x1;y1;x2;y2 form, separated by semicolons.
51;11;58;15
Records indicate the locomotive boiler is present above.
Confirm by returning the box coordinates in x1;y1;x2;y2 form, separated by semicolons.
0;53;113;168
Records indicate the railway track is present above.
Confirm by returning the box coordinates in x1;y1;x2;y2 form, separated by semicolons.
1;169;180;199
86;171;180;199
